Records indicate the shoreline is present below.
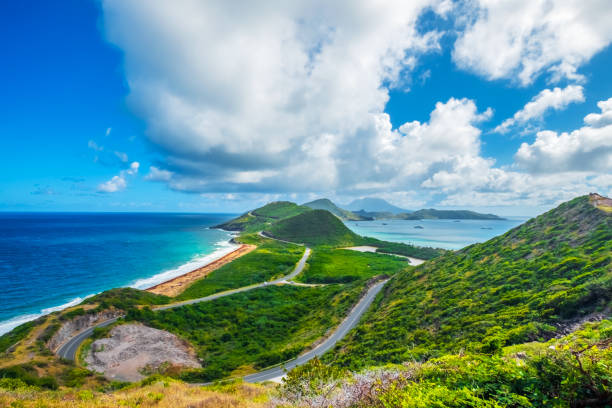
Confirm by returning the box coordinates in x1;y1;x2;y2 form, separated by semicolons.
146;243;257;297
0;236;249;336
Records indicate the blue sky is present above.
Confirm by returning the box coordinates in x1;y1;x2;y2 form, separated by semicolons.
1;1;611;215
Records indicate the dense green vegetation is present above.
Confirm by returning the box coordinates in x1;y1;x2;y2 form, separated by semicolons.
265;209;361;247
0;318;42;353
215;201;311;232
280;320;612;407
127;284;363;381
84;288;170;310
296;249;408;284
326;195;612;369
303;198;370;221
176;240;304;300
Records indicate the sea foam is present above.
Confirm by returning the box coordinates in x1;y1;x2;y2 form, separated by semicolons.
0;237;238;337
0;295;93;336
129;238;239;290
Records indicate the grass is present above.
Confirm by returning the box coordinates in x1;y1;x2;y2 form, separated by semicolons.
0;377;270;407
265;209;361;247
296;248;409;284
127;283;363;382
216;201;311;232
325;195;612;369
176;240;304;300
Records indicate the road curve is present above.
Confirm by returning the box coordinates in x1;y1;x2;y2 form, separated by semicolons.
56;318;118;360
243;279;388;383
55;247;311;361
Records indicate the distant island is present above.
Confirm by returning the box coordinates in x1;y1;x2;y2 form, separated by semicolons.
301;197;505;221
354;208;506;220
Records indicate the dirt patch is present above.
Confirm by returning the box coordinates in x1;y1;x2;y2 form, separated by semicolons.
85;323;200;382
590;192;612;213
146;244;256;297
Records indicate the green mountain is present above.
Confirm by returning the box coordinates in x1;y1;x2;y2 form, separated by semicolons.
345;197;408;213
326;194;612;369
264;209;362;246
303;198;371;220
215;201;311;232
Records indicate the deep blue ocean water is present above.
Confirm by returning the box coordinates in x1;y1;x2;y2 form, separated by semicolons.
0;212;236;335
345;216;528;250
0;212;529;336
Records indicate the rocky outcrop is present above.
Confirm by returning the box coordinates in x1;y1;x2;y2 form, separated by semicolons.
85;323;201;382
48;310;122;352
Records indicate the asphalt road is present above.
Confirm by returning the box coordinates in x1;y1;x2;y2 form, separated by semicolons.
56;317;118;360
55;247;312;360
55;243;388;384
243;279;388;383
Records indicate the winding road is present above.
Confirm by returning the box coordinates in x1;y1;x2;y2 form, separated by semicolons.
56;235;389;383
243;279;387;383
57;245;310;360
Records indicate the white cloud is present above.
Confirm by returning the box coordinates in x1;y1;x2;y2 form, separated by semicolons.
105;127;112;136
99;1;611;209
97;161;140;193
145;166;173;182
584;97;612;128
102;0;448;193
515;97;612;173
453;0;612;85
494;85;585;134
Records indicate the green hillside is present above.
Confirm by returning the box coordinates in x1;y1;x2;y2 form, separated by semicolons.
264;209;361;246
215;201;311;232
326;195;612;369
303;198;370;221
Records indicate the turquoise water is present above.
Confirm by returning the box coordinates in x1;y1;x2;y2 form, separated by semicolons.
0;213;237;335
345;217;529;250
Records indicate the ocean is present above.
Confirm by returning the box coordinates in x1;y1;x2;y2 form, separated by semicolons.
0;212;237;335
344;217;528;250
0;212;528;337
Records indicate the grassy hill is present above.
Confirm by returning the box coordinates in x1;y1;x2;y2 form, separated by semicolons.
303;198;370;221
325;194;612;369
264;209;361;246
215;201;311;232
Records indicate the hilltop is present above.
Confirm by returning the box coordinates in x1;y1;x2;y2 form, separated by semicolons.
345;197;408;213
214;201;310;232
326;194;612;369
264;209;362;246
303;198;370;221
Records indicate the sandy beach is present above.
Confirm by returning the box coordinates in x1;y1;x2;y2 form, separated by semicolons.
146;243;256;297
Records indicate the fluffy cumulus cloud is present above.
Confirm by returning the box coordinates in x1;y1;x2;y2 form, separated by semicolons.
494;85;585;134
101;0;611;209
584;97;612;128
453;0;612;85
97;162;140;193
515;98;612;173
102;0;449;194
